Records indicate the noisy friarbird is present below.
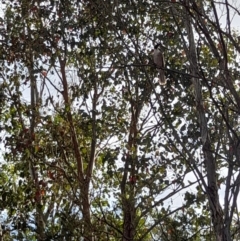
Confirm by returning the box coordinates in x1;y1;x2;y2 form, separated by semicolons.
153;44;166;85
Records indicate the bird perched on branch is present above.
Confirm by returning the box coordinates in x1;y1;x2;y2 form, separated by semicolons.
153;43;166;85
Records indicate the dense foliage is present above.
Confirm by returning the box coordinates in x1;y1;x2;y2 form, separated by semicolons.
0;0;240;241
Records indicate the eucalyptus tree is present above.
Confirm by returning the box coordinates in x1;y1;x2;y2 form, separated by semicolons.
1;0;240;241
166;1;240;241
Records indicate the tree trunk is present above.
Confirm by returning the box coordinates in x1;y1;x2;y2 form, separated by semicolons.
0;223;3;241
182;2;227;240
122;195;136;241
82;180;93;241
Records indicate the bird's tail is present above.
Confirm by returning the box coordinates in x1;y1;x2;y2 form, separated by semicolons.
158;70;166;85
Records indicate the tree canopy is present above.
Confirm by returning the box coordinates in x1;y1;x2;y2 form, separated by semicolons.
0;0;240;241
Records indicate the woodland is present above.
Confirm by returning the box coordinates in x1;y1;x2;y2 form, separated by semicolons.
0;0;240;241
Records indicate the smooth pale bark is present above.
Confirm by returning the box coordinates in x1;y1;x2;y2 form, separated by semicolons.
182;1;227;240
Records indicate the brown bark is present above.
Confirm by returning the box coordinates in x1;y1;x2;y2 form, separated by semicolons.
82;181;93;241
59;58;94;241
121;83;140;240
122;197;136;241
121;123;137;240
